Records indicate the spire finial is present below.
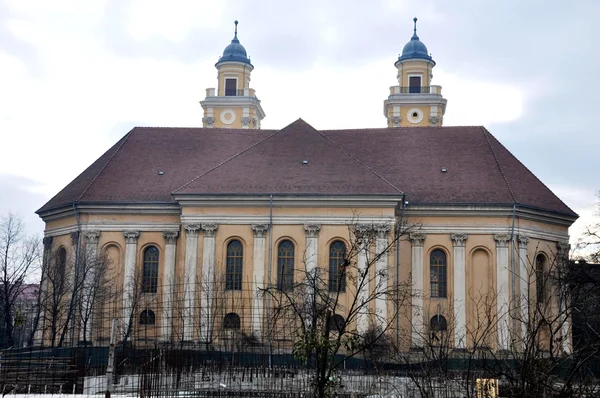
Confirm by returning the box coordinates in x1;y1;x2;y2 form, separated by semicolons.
234;20;238;36
413;17;418;35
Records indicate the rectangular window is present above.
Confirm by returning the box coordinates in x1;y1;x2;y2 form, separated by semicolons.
225;79;237;96
409;76;421;93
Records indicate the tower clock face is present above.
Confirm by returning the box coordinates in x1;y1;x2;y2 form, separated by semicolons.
220;109;236;125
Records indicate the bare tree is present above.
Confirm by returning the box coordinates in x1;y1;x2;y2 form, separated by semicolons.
578;191;600;263
0;213;41;348
261;217;417;398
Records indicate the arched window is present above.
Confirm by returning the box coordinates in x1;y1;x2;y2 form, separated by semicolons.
277;240;295;290
328;314;345;333
55;247;67;280
430;314;447;344
223;312;241;330
536;254;546;304
226;240;243;291
430;249;447;298
430;315;448;332
140;309;155;325
142;246;159;293
328;241;347;292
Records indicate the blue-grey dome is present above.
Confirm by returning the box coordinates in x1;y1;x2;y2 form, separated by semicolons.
216;21;252;67
396;18;435;65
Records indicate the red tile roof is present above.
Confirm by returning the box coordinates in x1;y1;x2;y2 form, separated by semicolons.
37;119;576;217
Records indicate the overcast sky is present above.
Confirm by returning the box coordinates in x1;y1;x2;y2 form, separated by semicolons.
1;0;598;249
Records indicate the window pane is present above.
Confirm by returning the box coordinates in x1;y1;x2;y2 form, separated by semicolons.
329;241;346;292
142;246;159;293
277;240;294;290
225;79;237;96
409;76;421;93
430;249;446;298
226;240;243;291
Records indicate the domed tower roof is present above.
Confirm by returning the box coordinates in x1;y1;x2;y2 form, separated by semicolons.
396;18;435;66
216;20;252;67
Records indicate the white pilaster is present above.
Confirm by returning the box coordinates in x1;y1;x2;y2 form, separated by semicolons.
375;224;391;329
35;236;54;345
355;226;369;335
304;224;321;278
183;224;200;342
122;230;140;340
557;241;571;354
517;235;529;345
161;230;179;341
80;230;100;343
410;232;426;347
451;233;467;349
200;223;218;344
495;234;511;350
251;224;269;338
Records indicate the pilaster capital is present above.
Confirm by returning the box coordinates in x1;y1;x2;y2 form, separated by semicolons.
84;230;100;245
43;236;53;249
202;116;215;127
201;223;218;237
184;224;201;236
70;231;80;245
450;233;468;247
557;241;570;255
409;232;426;246
162;230;179;244
374;223;391;240
123;230;140;244
304;223;321;238
251;224;269;238
517;234;529;247
494;234;511;248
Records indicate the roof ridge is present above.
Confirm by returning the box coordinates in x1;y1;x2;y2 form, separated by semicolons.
76;129;134;202
313;127;404;194
173;129;283;193
319;125;484;132
480;126;517;204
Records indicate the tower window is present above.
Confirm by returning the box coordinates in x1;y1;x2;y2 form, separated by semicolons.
409;76;421;93
225;79;237;96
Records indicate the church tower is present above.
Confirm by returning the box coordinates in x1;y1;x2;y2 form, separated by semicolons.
384;18;447;127
201;21;265;129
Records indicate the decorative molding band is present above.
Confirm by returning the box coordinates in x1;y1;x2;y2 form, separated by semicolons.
162;230;179;244
409;232;426;246
419;225;569;242
251;223;269;238
84;230;101;244
184;224;202;236
181;215;396;225
304;223;321;238
450;233;468;247
124;230;140;244
201;223;218;237
494;234;511;247
517;234;529;247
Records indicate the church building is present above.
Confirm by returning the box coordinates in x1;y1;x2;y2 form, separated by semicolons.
36;20;577;353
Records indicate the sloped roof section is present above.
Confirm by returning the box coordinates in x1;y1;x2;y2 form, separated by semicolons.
37;121;576;217
175;119;402;196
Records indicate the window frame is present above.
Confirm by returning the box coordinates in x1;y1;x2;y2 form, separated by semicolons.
142;246;159;294
225;240;244;291
277;240;295;291
430;249;447;298
328;240;347;293
140;309;156;326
